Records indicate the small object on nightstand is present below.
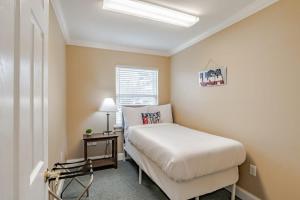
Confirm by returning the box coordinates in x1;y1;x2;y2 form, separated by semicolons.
85;128;93;136
83;133;118;170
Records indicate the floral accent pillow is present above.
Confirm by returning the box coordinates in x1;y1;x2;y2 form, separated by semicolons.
141;112;161;124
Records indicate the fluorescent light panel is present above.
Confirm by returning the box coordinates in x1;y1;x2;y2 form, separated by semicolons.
102;0;199;27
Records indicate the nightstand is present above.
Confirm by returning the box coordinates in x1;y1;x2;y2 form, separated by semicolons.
83;133;118;170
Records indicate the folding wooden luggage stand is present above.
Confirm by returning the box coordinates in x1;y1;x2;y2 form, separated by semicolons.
46;159;94;200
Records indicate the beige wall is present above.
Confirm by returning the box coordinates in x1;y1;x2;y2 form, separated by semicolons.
66;45;170;159
171;0;300;199
48;4;67;167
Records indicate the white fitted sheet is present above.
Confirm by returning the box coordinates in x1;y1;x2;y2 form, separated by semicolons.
128;123;246;182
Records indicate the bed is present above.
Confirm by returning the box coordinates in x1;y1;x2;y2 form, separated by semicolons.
122;105;246;200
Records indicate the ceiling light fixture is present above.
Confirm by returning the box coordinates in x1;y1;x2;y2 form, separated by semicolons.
102;0;199;27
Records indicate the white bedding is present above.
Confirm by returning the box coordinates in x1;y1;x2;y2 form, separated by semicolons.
125;141;239;200
128;123;246;182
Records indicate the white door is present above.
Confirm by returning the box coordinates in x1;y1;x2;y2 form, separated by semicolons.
0;0;15;199
19;0;49;199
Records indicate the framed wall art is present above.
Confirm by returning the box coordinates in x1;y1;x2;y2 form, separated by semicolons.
199;67;227;87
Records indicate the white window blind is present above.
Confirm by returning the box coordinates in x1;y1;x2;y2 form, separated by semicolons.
116;67;158;125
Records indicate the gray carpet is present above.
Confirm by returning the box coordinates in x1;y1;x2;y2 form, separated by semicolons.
62;160;239;200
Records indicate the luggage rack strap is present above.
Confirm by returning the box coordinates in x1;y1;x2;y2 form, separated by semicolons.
54;159;90;166
52;162;91;170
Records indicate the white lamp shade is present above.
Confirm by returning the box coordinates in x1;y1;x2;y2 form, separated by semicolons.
100;98;117;112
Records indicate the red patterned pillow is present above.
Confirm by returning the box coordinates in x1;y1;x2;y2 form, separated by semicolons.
141;112;161;124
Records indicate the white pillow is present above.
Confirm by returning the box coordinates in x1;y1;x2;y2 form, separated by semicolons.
122;106;147;129
147;104;173;123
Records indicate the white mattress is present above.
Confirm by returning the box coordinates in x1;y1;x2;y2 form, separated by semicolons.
125;141;239;200
128;123;246;182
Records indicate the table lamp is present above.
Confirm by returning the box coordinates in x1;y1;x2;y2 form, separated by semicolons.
100;98;117;134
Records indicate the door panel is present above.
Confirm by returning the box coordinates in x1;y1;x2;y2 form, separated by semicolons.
19;0;49;199
32;15;45;172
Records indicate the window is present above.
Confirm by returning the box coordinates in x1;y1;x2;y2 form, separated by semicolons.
116;67;159;125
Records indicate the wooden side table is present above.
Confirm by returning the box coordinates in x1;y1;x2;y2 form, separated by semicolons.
83;133;118;170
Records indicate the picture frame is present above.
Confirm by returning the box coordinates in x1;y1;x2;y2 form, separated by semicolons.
199;67;227;87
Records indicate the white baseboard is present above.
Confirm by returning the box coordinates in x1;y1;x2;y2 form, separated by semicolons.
118;153;125;161
226;185;261;200
67;153;125;163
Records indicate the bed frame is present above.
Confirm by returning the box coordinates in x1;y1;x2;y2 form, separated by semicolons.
121;111;237;200
124;140;237;200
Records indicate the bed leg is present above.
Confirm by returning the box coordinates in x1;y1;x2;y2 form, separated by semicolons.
195;197;199;200
139;167;142;184
123;151;127;162
231;183;236;200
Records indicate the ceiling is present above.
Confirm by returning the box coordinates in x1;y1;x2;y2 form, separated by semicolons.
52;0;277;56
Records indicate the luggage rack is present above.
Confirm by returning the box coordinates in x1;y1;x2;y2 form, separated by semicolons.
46;159;93;200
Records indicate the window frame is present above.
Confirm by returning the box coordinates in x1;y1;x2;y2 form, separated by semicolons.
115;65;159;125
